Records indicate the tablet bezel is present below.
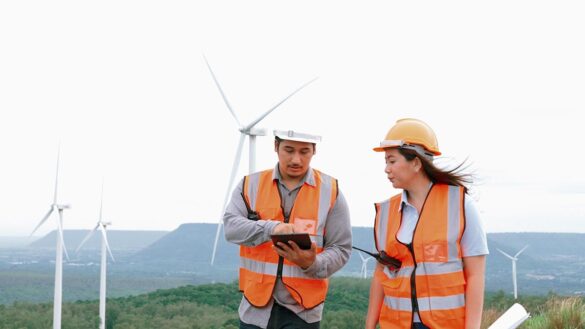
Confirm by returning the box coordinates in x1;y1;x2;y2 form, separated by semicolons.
270;233;312;250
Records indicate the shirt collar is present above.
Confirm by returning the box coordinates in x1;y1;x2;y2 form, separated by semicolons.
398;182;434;211
272;163;316;187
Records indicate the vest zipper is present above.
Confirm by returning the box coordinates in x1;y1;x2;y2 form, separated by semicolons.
397;220;419;327
276;182;301;279
399;184;433;328
408;243;419;328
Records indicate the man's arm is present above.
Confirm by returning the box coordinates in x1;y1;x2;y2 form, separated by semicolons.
223;178;284;246
301;190;352;278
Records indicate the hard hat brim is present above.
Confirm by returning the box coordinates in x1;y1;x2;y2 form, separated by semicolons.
274;130;322;143
373;140;442;156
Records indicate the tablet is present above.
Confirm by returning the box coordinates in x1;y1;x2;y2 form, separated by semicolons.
270;233;312;250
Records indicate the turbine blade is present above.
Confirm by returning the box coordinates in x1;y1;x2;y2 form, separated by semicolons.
53;143;61;204
30;207;54;236
496;248;515;260
76;224;99;253
211;133;246;265
57;210;69;261
244;77;318;130
358;252;366;261
203;55;242;127
99;180;104;221
514;245;529;258
99;225;115;262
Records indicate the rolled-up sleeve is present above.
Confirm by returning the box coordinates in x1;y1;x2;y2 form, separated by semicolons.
223;179;280;247
302;190;352;278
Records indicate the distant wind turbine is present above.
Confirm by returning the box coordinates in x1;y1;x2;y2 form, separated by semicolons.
358;252;373;279
76;182;114;329
204;56;318;265
30;146;70;329
497;245;529;299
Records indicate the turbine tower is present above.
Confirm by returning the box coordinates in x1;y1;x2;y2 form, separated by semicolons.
205;56;317;265
30;146;70;329
358;252;373;279
76;181;114;329
497;245;529;299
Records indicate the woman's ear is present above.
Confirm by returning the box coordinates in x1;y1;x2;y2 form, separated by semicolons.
413;157;422;173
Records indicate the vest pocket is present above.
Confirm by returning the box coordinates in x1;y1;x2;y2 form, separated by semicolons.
292;217;318;235
422;241;448;262
423;268;466;320
242;244;270;283
381;278;407;320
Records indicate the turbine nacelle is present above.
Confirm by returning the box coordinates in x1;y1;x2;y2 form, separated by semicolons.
240;127;267;136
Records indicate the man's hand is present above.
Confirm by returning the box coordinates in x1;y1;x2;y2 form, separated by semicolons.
273;241;317;269
272;223;295;234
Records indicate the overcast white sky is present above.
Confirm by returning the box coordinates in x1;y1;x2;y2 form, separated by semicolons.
1;1;584;236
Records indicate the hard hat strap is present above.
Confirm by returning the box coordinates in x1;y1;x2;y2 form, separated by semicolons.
379;140;434;161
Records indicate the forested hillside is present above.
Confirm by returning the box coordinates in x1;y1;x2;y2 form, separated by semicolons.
1;277;582;329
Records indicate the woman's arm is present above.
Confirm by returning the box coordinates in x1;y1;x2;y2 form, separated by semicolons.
365;263;385;329
463;255;486;329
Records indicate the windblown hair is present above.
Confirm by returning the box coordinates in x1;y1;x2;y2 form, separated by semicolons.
398;148;473;192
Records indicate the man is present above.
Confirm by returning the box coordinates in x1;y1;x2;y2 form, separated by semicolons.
224;130;352;329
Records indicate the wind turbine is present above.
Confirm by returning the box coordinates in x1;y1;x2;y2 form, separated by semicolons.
358;252;373;279
205;56;318;265
30;146;70;329
497;245;529;299
76;182;114;329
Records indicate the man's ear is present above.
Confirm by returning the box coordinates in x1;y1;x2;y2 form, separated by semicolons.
274;140;279;152
313;144;317;155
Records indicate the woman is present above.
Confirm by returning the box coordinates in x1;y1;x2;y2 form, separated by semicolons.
365;118;488;329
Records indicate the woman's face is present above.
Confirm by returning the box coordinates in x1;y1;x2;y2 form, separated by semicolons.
384;148;418;190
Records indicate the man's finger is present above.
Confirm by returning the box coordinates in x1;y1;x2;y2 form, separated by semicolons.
287;240;301;252
276;242;292;252
272;245;287;257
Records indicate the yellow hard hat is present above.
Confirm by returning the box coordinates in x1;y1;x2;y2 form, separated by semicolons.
373;118;441;157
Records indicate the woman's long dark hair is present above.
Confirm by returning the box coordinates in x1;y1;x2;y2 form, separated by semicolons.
398;148;473;192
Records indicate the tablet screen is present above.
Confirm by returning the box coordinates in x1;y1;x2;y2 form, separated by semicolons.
270;233;312;250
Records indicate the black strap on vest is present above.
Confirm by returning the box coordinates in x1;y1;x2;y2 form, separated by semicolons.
240;178;260;221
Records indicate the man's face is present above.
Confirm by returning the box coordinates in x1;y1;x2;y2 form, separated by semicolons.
275;139;315;180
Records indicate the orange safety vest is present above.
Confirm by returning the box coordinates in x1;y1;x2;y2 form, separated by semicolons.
374;184;466;329
239;168;338;309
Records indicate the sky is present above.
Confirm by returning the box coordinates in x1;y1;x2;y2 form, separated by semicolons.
1;1;584;237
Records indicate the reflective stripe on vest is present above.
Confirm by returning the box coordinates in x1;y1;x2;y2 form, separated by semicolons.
384;293;465;311
374;184;466;329
239;168;337;308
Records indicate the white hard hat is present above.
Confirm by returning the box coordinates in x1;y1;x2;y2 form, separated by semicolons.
273;130;322;143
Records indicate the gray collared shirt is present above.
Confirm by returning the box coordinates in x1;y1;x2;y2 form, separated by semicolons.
223;165;352;328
